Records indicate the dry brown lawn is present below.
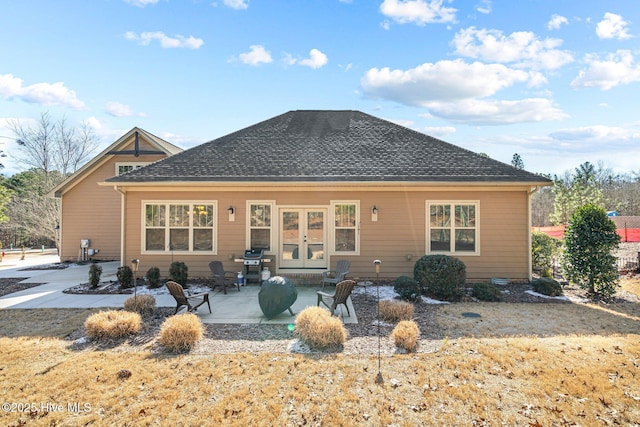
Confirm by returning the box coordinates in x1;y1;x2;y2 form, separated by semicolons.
0;278;639;426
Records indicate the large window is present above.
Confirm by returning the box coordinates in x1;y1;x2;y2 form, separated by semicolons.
427;201;478;254
248;202;273;251
143;202;216;253
332;201;359;254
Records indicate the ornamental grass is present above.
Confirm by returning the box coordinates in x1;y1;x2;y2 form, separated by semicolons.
390;320;421;352
84;310;142;341
158;313;204;352
295;306;347;348
379;299;414;322
123;294;156;317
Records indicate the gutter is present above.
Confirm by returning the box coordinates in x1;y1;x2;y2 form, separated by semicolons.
115;186;126;267
527;186;541;282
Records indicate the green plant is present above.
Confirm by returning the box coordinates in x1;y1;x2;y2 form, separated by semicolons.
562;204;620;299
124;295;156;317
169;261;189;287
84;310;142;340
117;266;134;289
146;267;161;289
158;313;204;352
532;277;563;297
414;254;466;302
393;276;421;301
379;299;414;322
295;306;347;348
532;231;561;273
88;263;102;288
472;282;501;301
391;320;420;352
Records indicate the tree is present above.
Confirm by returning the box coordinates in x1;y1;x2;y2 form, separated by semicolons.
511;153;524;170
562;204;620;299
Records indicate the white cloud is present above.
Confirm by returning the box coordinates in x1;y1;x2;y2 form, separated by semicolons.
124;31;204;49
547;14;568;30
423;98;569;125
124;0;159;6
291;49;329;69
361;59;533;106
105;102;145;118
379;0;456;25
0;74;86;109
223;0;248;10
236;45;273;66
549;125;632;141
596;12;632;40
452;27;573;70
571;50;640;90
475;0;491;15
85;116;102;130
423;126;456;137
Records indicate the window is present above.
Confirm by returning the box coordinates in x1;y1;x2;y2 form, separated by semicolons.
248;202;273;251
116;162;149;176
427;201;478;254
143;202;216;253
332;201;359;254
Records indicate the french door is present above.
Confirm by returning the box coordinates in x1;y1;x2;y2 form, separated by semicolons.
279;208;327;268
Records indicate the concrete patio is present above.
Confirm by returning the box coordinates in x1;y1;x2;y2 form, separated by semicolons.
0;252;357;324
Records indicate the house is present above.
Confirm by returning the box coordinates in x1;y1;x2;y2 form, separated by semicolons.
50;128;182;261
96;110;552;282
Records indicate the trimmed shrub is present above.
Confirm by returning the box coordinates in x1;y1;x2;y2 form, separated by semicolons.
89;263;102;288
169;261;189;288
391;320;420;352
472;282;501;301
393;276;421;301
295;306;347;348
117;266;134;289
158;313;204;352
414;254;466;302
146;267;161;289
85;310;142;341
532;231;561;273
379;299;414;322
124;295;156;317
532;277;563;297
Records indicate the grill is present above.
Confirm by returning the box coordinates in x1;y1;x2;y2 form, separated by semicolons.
243;249;265;283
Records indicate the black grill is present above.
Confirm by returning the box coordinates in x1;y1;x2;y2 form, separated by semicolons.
243;249;265;283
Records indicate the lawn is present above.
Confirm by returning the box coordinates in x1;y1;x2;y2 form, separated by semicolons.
0;278;639;426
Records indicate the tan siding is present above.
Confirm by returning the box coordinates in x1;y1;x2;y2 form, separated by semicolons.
122;188;531;281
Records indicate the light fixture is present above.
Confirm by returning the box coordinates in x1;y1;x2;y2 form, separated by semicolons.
228;206;235;222
371;205;378;222
130;259;140;298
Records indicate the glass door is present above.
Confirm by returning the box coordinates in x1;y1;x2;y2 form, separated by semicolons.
280;208;326;268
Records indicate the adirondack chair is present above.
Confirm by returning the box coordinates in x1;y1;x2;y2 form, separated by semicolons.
321;259;350;290
165;280;211;314
209;261;239;294
317;279;356;317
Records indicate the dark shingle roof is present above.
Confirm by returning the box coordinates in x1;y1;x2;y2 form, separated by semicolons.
106;110;551;184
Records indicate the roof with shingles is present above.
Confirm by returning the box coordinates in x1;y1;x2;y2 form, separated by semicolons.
106;110;551;184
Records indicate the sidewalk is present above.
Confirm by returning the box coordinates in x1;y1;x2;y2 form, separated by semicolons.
0;255;357;324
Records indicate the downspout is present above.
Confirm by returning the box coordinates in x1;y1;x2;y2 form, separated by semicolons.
115;186;126;267
527;186;540;282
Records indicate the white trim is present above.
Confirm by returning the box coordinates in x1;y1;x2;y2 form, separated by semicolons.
246;200;276;253
330;200;360;256
426;200;480;256
141;200;218;255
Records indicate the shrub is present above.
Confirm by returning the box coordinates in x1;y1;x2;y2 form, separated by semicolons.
169;261;189;287
89;263;102;288
379;299;414;322
414;254;466;301
563;204;620;299
472;282;501;301
391;320;420;352
295;306;347;348
532;231;561;273
124;295;156;317
117;266;134;289
159;313;204;352
146;267;161;289
393;276;421;301
85;310;142;341
532;277;563;297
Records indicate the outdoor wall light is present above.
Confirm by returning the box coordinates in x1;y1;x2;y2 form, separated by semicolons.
371;205;378;222
228;206;235;222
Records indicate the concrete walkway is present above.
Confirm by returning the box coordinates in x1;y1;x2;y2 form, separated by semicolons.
0;252;357;324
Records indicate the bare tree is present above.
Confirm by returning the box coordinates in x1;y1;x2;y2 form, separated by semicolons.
53;117;99;176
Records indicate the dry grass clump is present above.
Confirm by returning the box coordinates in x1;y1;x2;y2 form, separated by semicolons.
123;294;156;317
379;299;414;322
391;320;420;352
295;306;347;348
84;310;142;341
158;313;203;352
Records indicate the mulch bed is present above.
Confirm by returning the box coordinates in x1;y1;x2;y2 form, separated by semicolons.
0;278;47;297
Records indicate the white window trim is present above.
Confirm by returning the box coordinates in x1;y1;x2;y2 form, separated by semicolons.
116;162;150;176
141;200;218;255
426;200;480;256
330;200;360;256
246;200;276;254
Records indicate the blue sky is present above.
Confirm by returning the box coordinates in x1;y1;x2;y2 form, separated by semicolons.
1;0;639;177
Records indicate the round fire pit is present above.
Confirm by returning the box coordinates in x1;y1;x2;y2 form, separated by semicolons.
258;276;298;319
